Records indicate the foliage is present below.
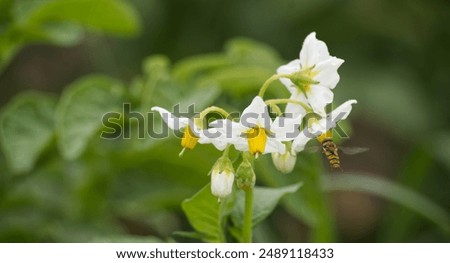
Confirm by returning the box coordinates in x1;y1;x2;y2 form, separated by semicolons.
0;0;449;243
0;0;140;72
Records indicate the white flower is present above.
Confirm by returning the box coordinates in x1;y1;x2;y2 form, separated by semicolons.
292;100;357;153
210;96;301;156
151;106;189;131
151;106;225;151
197;127;229;151
277;32;344;117
271;150;297;174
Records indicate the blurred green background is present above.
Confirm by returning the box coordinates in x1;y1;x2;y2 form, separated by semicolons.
0;0;449;242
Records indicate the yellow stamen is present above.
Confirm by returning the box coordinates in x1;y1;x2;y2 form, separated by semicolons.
246;127;267;155
181;126;199;150
317;130;333;143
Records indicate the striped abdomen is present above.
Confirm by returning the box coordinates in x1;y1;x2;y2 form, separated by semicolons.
321;139;341;171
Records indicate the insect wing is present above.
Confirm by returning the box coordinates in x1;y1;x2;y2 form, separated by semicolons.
339;146;369;155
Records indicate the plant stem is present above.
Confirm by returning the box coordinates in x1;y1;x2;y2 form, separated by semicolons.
264;98;312;113
199;106;230;120
267;103;283;116
242;187;254;243
258;73;291;98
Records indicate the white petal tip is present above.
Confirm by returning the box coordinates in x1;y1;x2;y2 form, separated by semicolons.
307;32;317;38
344;99;357;106
151;106;163;112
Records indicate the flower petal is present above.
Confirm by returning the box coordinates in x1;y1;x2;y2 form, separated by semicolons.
314;57;344;89
306;85;334;117
327;100;357;128
209;119;248;151
264;137;286;154
198;128;228;151
285;90;308;118
299;32;331;67
271;115;302;141
308;118;328;135
151;106;189;130
211;170;234;198
292;131;313;153
209;119;242;139
233;139;249;152
277;59;301;93
241;96;271;128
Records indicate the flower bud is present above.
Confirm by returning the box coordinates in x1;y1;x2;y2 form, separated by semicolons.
236;158;256;192
210;157;235;198
271;151;297;174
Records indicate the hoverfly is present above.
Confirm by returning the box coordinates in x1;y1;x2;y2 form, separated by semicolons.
305;136;368;171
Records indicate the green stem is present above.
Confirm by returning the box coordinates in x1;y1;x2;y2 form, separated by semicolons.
199;106;230;119
258;73;292;98
197;106;231;129
267;103;283;116
264;98;312;113
242;187;254;243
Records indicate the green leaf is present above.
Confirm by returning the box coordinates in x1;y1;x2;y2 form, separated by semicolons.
0;92;56;174
323;173;450;233
55;75;125;160
141;55;221;111
196;66;275;96
172;54;229;84
231;183;302;229
1;0;141;72
13;0;141;36
37;23;84;45
225;38;282;68
170;38;285;99
181;183;235;242
177;83;221;112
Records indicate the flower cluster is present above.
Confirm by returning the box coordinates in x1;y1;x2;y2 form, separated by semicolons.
152;32;357;198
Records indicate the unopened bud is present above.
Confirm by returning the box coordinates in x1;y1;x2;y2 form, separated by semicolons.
210;157;235;198
271;151;297;174
236;159;255;192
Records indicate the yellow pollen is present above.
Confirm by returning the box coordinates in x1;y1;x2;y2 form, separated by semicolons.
181;126;199;150
246;127;267;155
317;130;333;143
